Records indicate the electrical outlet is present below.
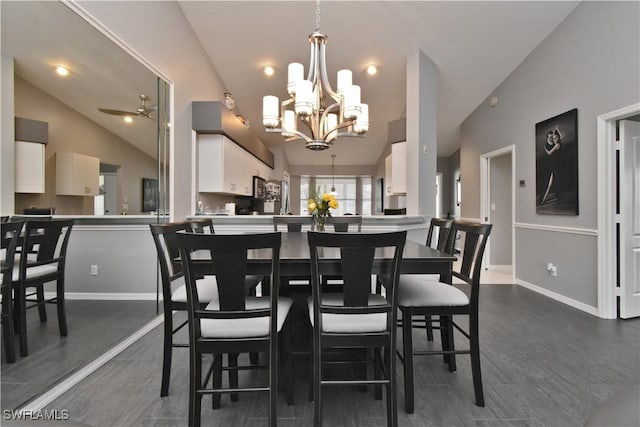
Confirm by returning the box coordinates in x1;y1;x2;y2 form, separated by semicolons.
90;265;98;276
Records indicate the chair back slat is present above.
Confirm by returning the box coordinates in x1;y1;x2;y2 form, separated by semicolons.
341;247;375;307
150;222;193;307
426;218;454;251
308;231;406;332
273;215;311;232
189;218;214;234
22;220;74;268
209;247;248;311
1;221;24;285
447;221;492;304
327;216;362;232
176;232;281;339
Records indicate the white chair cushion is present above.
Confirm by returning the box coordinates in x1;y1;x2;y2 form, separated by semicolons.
171;275;219;304
398;277;469;307
200;296;293;339
12;262;58;282
308;293;388;333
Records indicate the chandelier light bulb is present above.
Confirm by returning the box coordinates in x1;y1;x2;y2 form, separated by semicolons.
354;104;369;134
288;63;304;95
337;69;352;95
326;113;338;142
343;85;361;120
366;64;378;76
294;80;313;116
283;110;297;137
262;95;280;128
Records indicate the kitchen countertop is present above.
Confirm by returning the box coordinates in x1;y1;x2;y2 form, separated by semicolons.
186;214;427;227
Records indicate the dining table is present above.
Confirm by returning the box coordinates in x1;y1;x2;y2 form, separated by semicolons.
186;231;456;284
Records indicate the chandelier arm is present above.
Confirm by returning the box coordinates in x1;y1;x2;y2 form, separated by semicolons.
318;41;339;102
299;115;316;137
321;102;340;121
307;42;316;82
266;127;312;143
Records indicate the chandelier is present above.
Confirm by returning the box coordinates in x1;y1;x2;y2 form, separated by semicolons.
262;0;369;150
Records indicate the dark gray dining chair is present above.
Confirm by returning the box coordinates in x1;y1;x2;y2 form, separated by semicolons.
307;230;406;427
177;231;293;427
395;221;492;412
12;219;74;357
1;220;24;363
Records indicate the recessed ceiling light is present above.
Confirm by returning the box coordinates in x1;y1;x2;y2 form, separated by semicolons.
55;66;69;77
366;64;378;76
263;65;275;77
123;116;133;124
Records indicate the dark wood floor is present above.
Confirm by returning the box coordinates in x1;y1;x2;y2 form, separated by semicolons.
1;300;157;409
46;285;639;426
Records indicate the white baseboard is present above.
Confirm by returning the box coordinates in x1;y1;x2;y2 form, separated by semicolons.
516;279;598;316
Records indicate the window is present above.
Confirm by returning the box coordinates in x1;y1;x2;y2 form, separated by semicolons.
299;176;372;215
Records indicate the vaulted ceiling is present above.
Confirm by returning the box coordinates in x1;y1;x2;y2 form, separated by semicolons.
180;1;579;166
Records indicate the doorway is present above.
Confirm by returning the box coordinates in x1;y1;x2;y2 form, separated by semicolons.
436;173;443;218
480;145;515;283
597;103;640;319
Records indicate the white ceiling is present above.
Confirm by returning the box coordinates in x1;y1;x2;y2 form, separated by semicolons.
180;1;579;166
1;1;159;159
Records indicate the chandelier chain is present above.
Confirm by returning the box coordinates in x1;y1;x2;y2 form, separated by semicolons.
315;0;321;32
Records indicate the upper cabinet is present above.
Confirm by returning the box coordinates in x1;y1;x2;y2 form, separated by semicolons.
56;152;100;196
391;141;407;194
14;117;48;194
15;141;45;193
384;154;393;196
198;134;254;196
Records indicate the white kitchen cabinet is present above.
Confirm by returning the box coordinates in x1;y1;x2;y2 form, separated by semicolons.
15;140;45;193
384;154;393;196
198;134;253;196
56;152;100;196
391;141;407;194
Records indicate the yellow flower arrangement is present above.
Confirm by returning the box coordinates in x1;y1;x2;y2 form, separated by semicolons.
307;191;338;231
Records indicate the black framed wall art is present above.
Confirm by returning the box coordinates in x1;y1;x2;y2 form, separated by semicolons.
535;108;579;215
142;178;159;212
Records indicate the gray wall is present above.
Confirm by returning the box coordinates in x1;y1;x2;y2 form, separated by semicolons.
489;153;512;265
459;1;640;307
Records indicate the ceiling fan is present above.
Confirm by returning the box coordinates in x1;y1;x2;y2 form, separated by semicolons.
98;94;155;120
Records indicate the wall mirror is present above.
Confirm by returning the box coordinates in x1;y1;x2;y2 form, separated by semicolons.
1;0;169;409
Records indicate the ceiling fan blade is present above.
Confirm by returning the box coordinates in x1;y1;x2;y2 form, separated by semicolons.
98;108;138;116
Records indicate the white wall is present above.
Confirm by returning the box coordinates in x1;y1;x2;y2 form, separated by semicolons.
77;0;227;220
459;2;640;307
1;55;15;215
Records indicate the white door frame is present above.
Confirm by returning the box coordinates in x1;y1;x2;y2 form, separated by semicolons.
597;103;640;319
480;145;516;282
